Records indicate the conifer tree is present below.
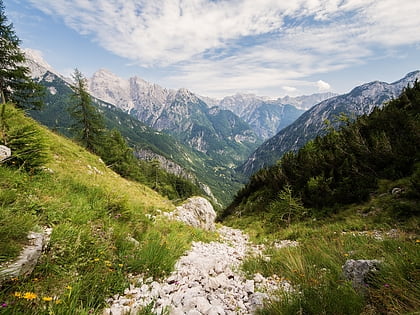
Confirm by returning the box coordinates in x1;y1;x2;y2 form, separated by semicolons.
68;69;104;153
0;0;44;108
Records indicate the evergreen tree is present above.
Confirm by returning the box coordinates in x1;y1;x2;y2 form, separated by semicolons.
68;69;104;153
0;0;44;108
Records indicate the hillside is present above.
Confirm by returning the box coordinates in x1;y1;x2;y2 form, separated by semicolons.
25;61;247;206
0;103;215;313
219;81;420;314
240;71;420;176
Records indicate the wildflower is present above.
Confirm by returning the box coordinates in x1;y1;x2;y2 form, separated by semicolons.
344;253;349;257
1;303;7;308
14;292;22;298
65;285;72;290
42;296;53;302
118;264;123;268
416;239;420;243
33;278;39;281
55;299;62;304
94;258;100;262
10;277;18;281
384;283;390;288
23;292;37;300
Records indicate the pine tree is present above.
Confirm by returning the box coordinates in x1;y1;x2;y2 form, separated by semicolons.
68;69;104;153
0;0;44;108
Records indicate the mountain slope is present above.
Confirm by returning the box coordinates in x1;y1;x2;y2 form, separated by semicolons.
240;71;420;176
0;103;216;314
24;52;245;206
88;70;261;164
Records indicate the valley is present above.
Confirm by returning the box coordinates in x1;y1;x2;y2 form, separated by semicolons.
1;1;419;313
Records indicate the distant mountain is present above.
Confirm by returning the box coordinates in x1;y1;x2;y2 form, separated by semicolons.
215;93;335;139
23;50;248;206
240;71;420;176
88;70;261;164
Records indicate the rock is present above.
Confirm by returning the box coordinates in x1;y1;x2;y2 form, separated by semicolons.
104;226;289;314
342;259;382;289
172;197;217;231
206;305;226;315
244;280;255;294
0;227;52;282
391;187;402;196
0;145;11;162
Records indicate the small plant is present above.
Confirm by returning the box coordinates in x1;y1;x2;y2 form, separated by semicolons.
268;185;307;227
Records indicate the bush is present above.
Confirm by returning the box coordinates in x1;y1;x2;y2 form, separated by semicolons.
0;103;49;171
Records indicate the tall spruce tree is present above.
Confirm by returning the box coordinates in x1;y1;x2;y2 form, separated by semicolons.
68;69;104;153
0;0;44;108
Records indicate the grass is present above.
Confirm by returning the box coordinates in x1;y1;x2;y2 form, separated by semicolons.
0;105;216;314
226;191;420;314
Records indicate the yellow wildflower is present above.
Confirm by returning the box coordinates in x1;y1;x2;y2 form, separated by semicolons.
42;296;53;302
65;285;72;290
55;299;62;304
14;292;22;298
118;264;123;268
23;292;37;300
94;258;100;262
344;253;349;257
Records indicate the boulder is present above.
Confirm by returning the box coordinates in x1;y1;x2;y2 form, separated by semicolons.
342;259;382;289
172;197;217;231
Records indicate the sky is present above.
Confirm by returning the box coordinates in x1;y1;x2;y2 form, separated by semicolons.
5;0;420;99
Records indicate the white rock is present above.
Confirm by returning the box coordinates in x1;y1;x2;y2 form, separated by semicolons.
244;280;255;294
170;197;217;231
206;305;226;315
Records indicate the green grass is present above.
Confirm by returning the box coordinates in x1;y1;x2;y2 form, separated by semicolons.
0;105;216;314
226;191;420;314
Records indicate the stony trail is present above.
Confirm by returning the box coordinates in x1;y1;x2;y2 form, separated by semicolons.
104;226;293;315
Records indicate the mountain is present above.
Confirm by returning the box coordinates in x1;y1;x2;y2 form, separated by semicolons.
88;70;260;163
215;93;335;139
23;50;248;206
240;71;420;176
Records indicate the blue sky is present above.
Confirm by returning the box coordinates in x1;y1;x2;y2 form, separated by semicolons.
6;0;420;99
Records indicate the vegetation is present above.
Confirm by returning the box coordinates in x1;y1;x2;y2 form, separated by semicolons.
26;70;244;206
221;82;420;314
0;103;215;314
221;81;420;222
68;69;105;154
0;0;44;109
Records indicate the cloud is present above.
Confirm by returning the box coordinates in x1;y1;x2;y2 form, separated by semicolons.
282;86;298;93
26;0;420;96
316;80;331;91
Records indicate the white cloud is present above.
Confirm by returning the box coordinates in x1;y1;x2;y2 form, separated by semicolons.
316;80;331;91
282;86;298;93
27;0;420;96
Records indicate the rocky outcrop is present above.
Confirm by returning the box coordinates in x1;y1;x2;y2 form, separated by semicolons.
104;226;292;315
165;197;217;231
0;228;52;282
342;259;382;289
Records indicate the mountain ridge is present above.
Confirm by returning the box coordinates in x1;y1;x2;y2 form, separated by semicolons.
240;70;420;176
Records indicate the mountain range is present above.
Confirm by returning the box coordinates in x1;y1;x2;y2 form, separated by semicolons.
239;70;420;176
215;92;335;139
23;49;420;204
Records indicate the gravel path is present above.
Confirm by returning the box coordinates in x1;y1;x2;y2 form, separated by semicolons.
104;226;293;315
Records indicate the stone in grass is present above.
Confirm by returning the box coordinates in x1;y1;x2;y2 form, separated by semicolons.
342;259;382;289
0;227;52;282
169;196;217;231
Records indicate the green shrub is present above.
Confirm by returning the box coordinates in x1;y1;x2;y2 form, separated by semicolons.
0;103;49;171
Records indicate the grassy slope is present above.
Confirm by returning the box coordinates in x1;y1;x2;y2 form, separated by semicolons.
0;105;214;314
223;178;419;314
